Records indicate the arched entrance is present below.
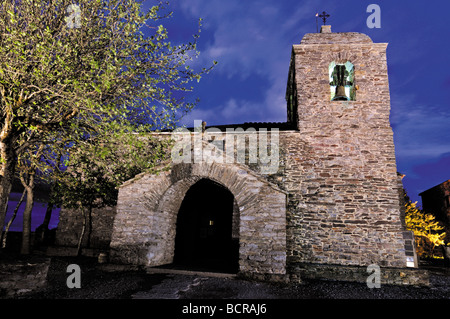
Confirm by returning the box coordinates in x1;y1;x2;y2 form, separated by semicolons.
173;179;239;273
110;160;287;278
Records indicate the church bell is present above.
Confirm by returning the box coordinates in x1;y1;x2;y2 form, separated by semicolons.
332;85;348;101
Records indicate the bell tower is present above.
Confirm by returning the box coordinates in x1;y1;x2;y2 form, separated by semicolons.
285;25;417;269
286;24;392;130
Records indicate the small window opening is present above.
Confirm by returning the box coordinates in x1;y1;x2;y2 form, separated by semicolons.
329;61;355;101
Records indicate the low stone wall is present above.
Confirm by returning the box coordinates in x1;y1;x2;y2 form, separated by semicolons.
55;206;116;250
0;257;50;298
289;262;430;286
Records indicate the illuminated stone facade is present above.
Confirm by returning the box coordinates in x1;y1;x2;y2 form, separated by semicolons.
57;26;425;284
284;25;411;272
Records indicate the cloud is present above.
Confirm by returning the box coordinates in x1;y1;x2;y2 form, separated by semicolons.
183;0;317;79
390;91;450;198
401;153;450;204
178;107;217;127
174;0;322;125
391;93;450;161
388;91;450;202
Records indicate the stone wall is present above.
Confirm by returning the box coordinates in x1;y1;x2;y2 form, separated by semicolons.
283;27;410;269
55;126;414;279
55;206;116;250
289;262;429;286
109;142;287;278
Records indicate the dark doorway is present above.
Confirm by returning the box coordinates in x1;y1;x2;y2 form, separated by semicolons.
173;179;239;273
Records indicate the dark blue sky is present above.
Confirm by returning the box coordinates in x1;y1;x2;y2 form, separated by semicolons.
154;0;450;205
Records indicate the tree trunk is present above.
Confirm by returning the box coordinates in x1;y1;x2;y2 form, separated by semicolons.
77;207;87;257
1;188;26;249
20;173;35;255
34;201;54;248
42;202;53;229
76;204;93;257
87;204;92;249
0;140;16;241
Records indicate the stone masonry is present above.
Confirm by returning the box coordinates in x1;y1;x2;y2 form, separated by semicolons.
57;26;425;284
284;26;408;270
109;141;288;280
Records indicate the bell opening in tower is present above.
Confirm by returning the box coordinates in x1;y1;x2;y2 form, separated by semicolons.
329;61;355;101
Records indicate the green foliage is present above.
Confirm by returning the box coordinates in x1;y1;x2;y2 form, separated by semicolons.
0;0;215;248
405;199;446;259
51;121;172;210
0;0;214;206
0;0;214;158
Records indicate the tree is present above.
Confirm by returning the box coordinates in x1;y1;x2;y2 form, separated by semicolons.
2;140;56;253
405;198;446;258
17;147;39;255
52;122;171;256
0;139;56;252
1;188;25;249
0;0;214;239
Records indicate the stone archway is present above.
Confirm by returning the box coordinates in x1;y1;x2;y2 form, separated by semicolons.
110;161;287;278
173;178;239;273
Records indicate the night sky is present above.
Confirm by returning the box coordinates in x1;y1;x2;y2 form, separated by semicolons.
5;0;450;231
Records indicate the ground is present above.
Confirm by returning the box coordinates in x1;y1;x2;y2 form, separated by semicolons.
2;255;450;318
4;255;450;300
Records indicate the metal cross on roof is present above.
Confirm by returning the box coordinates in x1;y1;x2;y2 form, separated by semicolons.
318;11;330;25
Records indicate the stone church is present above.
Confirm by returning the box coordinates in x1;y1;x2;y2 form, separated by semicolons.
55;25;427;285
